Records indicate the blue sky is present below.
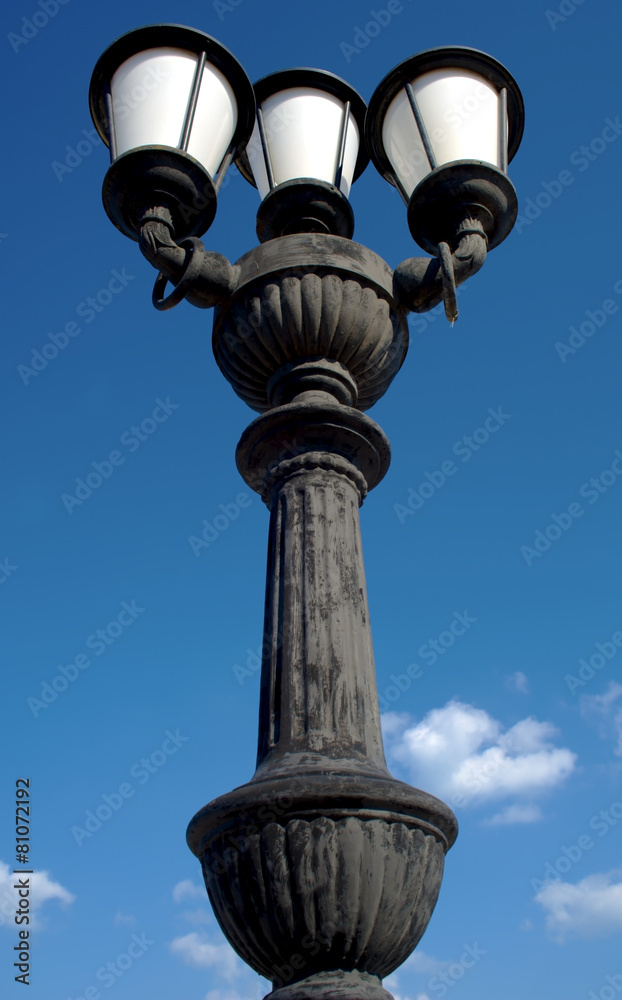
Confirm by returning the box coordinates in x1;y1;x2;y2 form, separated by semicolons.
2;0;622;998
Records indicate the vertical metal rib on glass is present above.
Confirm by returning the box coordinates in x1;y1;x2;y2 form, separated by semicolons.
334;100;351;190
104;88;117;163
180;51;207;152
405;81;437;171
499;86;508;173
214;146;235;193
257;106;276;191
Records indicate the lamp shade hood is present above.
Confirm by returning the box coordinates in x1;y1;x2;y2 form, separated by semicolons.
366;46;524;251
89;24;255;239
367;46;524;194
237;68;369;196
236;68;369;241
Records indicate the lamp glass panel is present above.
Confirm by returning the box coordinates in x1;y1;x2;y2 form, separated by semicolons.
111;48;237;177
187;64;237;177
382;69;501;196
245;87;360;200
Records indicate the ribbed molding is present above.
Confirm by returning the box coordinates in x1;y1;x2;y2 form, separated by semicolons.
212;235;408;412
201;815;445;987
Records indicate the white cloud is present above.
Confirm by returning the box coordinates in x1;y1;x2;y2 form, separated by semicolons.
0;862;75;930
403;950;445;976
582;681;622;714
581;682;622;756
484;804;543;826
170;931;241;980
383;975;421;1000
383;701;576;814
173;879;205;903
507;671;530;693
535;869;622;942
171;925;269;1000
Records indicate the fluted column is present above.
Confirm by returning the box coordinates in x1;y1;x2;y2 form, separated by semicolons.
257;459;385;771
236;399;391;780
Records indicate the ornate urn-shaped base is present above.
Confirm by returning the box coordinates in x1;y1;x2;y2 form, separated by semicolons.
211;233;409;412
188;771;457;998
188;235;457;999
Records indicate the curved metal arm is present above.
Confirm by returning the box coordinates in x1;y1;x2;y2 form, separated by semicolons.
393;222;488;323
138;211;239;310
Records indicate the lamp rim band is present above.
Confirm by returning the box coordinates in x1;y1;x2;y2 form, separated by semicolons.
366;45;524;184
236;66;370;187
89;23;256;158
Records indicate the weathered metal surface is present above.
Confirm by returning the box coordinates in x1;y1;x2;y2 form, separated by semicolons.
212;237;409;412
254;179;355;242
188;393;458;1000
407;160;518;253
393;225;487;314
195;812;446;991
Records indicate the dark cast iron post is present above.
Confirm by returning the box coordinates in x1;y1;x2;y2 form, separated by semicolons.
180;232;458;1000
89;27;524;1000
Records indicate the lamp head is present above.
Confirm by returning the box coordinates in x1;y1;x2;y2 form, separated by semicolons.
236;68;369;242
89;23;255;240
366;46;524;252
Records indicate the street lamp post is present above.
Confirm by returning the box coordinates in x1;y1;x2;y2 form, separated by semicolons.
89;26;524;1000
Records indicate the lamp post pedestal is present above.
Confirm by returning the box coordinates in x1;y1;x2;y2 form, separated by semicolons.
89;26;524;1000
186;237;458;1000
